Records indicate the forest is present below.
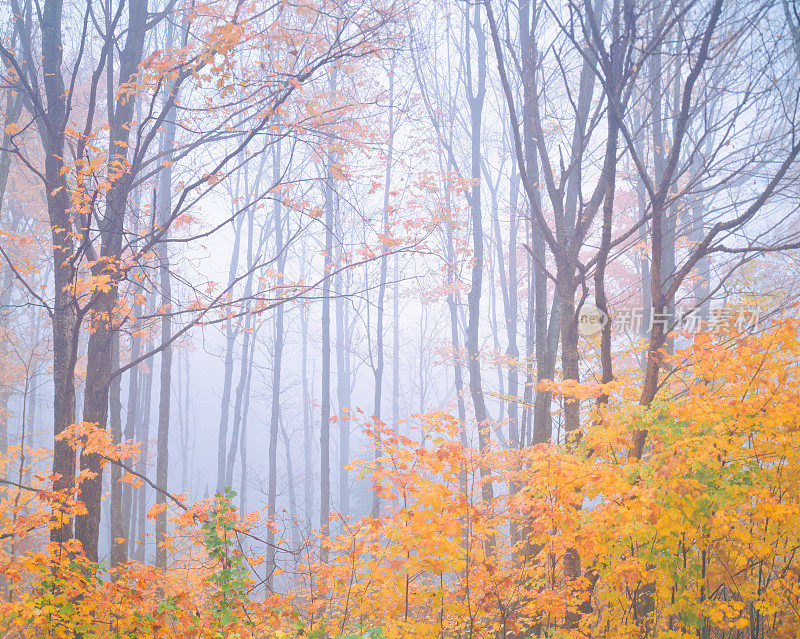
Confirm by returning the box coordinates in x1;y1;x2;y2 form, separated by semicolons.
0;0;799;636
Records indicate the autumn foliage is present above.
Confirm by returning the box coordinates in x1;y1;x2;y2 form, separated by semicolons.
0;319;797;638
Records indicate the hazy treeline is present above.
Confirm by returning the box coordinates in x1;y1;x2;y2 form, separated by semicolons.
0;0;799;587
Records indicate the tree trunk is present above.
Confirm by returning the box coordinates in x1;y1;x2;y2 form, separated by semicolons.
518;0;556;446
335;250;351;522
154;238;172;570
114;212;142;568
75;0;148;561
371;67;394;518
134;304;155;564
301;305;314;525
154;108;177;569
267;142;285;585
280;420;300;553
226;197;256;487
238;317;257;515
319;74;336;557
108;333;124;563
464;3;493;508
392;254;400;438
217;214;244;491
40;0;79;546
